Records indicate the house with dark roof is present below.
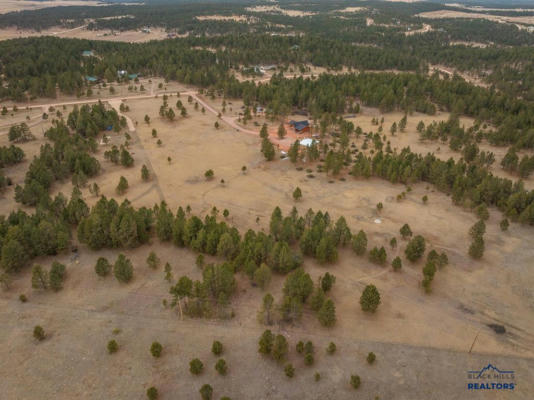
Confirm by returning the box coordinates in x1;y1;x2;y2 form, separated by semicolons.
289;120;310;134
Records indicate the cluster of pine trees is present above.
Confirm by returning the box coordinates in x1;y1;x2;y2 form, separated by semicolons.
14;120;100;206
67;102;121;137
350;148;534;225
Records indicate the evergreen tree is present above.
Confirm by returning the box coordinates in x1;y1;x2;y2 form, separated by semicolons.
258;293;274;325
95;257;111;277
360;284;380;313
351;230;367;255
292;187;302;201
150;342;163;358
189;358;204;375
320;272;336;292
253;263;272;289
258;329;274;355
272;334;288;362
215;358;227;375
114;254;134;283
199;384;212;400
146;387;158;400
212;341;223;356
469;236;485;259
310;287;326;312
318;299;336;327
405;235;425;262
116;176;129;195
146;251;160;269
400;223;412;239
422;261;437;292
261;138;275;161
288;141;299;163
49;261;66;291
277;123;286;139
392;256;402;271
1;239;28;272
141;165;150;181
31;264;48;290
260;123;268;139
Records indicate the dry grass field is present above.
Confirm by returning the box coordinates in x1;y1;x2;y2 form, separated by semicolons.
418;10;534;27
0;87;533;399
0;0;107;14
0;26;173;42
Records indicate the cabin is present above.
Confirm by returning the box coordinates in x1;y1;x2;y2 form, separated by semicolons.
289;120;310;134
85;76;98;83
82;50;94;57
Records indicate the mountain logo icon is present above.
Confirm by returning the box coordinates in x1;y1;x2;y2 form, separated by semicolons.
468;364;514;379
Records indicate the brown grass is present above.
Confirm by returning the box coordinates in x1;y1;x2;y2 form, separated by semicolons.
0;88;533;399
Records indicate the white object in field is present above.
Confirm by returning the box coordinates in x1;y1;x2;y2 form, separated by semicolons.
374;218;382;224
299;138;316;147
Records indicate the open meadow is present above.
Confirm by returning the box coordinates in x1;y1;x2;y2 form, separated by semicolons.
0;85;533;399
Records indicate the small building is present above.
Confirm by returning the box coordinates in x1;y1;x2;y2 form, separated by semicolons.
85;75;98;83
82;50;94;57
128;73;138;80
117;70;127;78
289;120;310;134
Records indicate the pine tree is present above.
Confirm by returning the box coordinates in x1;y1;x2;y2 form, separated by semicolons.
146;251;160;269
405;235;425;262
320;272;336;292
49;261;66;291
288;140;299;163
258;330;274;355
400;223;412;239
116;176;129;195
292;187;302;201
392;256;402;271
318;299;336;327
272;334;288;362
258;293;274;325
31;264;48;290
261;138;275;161
360;284;381;313
310;287;326;312
260;123;269;139
277;123;286;139
95;257;111;277
469;236;485;259
352;230;367;255
141;165;150;181
253;263;272;289
114;254;134;283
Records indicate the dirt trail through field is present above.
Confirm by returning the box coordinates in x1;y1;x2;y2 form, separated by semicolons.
108;98;165;203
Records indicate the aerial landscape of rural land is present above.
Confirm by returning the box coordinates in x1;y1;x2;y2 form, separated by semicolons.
1;0;534;398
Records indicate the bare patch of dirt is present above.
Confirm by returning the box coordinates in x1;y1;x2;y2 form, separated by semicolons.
418;10;534;27
245;5;316;17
